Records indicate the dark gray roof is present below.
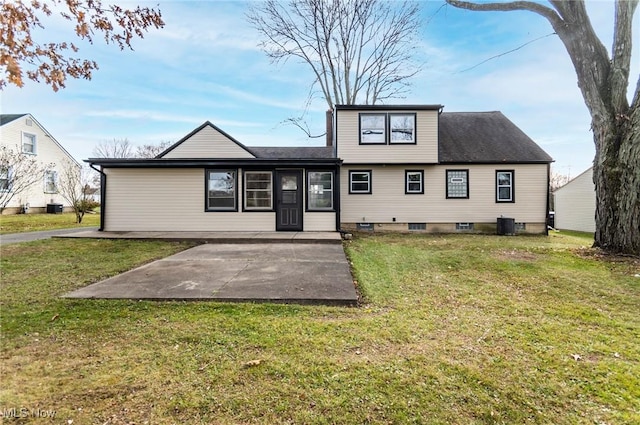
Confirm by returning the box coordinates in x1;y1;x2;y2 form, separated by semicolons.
438;111;553;163
250;146;335;159
0;114;27;126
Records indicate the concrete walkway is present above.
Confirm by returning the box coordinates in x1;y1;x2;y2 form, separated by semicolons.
0;227;99;245
64;243;358;306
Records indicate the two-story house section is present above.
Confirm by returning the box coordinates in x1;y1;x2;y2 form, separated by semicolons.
0;114;81;214
335;105;553;234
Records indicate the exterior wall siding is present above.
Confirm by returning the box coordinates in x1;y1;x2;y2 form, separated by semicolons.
104;168;337;232
336;109;439;164
162;126;255;159
0;115;79;212
554;167;595;232
340;164;548;232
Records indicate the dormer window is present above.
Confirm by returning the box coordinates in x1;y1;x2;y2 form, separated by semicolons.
359;113;416;144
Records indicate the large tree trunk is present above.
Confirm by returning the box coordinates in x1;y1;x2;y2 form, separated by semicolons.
447;0;639;254
593;98;640;254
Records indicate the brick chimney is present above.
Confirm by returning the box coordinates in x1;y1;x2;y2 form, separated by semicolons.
326;109;334;147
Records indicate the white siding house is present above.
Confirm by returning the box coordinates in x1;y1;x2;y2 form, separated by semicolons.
0;114;81;214
553;167;596;232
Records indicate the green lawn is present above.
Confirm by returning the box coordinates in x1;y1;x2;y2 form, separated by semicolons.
1;232;638;424
0;212;100;234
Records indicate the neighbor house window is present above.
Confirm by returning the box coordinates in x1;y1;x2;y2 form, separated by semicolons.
446;169;469;199
359;114;386;144
0;167;11;192
207;169;236;211
405;170;424;194
308;171;333;210
389;114;416;144
22;133;36;154
349;170;372;194
496;170;514;202
244;171;272;210
44;170;58;193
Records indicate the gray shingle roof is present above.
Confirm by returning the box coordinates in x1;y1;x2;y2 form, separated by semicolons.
438;111;552;163
250;146;335;159
0;114;27;126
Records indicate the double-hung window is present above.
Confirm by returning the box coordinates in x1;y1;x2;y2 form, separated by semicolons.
0;167;11;192
496;170;514;202
207;169;236;211
405;170;424;194
22;133;36;154
244;171;272;210
349;170;372;194
308;171;333;210
446;169;469;199
44;170;58;193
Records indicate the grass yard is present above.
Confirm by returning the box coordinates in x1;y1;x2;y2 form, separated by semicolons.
0;212;100;234
0;232;638;424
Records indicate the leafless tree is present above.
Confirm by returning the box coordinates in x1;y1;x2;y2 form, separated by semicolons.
92;138;134;158
135;141;172;158
248;0;422;107
447;0;639;254
57;160;92;223
0;146;53;212
1;0;164;91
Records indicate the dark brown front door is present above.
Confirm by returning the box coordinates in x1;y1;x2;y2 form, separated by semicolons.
276;170;303;231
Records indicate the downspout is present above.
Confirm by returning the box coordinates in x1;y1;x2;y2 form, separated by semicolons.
545;162;551;236
89;163;106;231
335;160;342;232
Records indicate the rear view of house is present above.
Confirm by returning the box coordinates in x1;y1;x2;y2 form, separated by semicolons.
88;104;553;234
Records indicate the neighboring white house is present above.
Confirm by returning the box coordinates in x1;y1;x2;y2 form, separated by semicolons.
87;105;553;234
553;167;596;232
0;114;81;214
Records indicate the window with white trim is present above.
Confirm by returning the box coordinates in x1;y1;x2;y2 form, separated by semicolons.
207;170;236;211
22;133;36;154
496;170;514;202
349;170;372;194
44;170;58;193
244;171;272;210
308;171;333;210
446;169;469;199
405;170;424;194
0;167;11;192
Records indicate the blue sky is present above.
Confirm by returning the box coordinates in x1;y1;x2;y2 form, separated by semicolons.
2;0;638;178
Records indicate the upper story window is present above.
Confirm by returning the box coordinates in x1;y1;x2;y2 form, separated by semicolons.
308;171;334;210
496;170;514;202
207;169;237;211
389;114;416;144
22;132;36;154
244;171;272;210
446;169;469;199
359;113;416;145
349;170;372;194
44;170;58;193
359;114;386;144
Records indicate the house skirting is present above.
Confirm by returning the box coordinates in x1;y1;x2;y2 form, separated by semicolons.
340;221;547;234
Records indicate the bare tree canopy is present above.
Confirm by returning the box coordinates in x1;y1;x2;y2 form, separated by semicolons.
0;146;53;211
248;0;422;107
447;0;639;254
92;138;133;158
135;141;172;158
1;0;164;91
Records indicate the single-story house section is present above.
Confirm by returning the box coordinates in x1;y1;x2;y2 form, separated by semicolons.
87;105;553;234
553;166;595;232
